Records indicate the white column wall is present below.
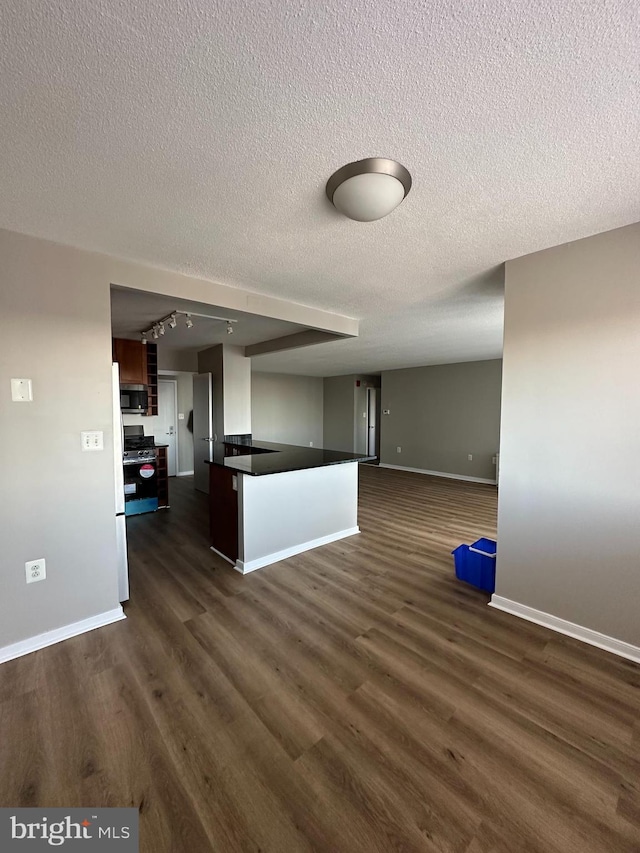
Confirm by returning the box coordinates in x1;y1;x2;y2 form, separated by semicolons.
237;462;359;572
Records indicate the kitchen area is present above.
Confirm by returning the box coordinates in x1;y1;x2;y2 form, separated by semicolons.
110;285;369;599
113;337;172;517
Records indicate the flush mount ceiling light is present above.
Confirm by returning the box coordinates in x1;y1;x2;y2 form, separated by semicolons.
325;158;412;222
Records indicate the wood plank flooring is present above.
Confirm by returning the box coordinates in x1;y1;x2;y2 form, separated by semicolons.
1;466;639;852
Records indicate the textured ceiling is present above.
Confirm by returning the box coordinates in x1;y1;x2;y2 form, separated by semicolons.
1;0;639;376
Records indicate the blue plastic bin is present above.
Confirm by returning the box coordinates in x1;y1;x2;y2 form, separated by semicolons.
452;537;497;593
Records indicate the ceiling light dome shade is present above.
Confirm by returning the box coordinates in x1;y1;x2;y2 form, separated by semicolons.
326;158;412;222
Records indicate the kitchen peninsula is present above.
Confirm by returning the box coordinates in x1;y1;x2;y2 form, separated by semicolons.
206;440;372;573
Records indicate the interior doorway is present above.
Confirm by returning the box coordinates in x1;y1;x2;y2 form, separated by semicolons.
366;387;381;459
157;380;178;476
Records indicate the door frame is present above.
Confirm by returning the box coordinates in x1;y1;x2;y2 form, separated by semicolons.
366;386;380;459
158;373;179;476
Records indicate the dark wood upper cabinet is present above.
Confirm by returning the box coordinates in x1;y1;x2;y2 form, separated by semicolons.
112;338;148;385
112;338;158;416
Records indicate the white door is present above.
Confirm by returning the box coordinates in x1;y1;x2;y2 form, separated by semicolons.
367;388;377;457
193;373;214;493
157;381;178;476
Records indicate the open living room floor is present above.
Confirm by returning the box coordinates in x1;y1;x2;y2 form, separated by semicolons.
1;467;638;852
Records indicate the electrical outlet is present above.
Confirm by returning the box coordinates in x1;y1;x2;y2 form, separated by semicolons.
397;446;402;453
467;454;473;461
383;409;390;415
25;559;46;584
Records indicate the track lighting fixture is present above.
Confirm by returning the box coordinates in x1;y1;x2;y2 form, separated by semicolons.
140;311;237;341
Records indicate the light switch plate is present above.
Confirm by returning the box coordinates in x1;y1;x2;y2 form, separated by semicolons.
81;431;104;451
11;378;33;401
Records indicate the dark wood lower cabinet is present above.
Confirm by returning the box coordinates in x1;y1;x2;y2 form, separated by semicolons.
209;464;238;562
156;446;169;508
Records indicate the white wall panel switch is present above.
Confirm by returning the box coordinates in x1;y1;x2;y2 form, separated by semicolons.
396;446;402;453
178;413;185;420
468;454;473;461
81;430;104;451
11;378;33;401
25;558;46;583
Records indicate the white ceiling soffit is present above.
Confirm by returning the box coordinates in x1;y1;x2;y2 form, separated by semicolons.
110;287;317;351
1;1;639;376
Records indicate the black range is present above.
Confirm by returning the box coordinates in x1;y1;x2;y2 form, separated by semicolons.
205;440;373;476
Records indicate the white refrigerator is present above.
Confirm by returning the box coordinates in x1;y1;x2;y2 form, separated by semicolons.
112;362;130;602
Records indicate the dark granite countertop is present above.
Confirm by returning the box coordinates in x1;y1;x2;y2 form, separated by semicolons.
205;440;374;476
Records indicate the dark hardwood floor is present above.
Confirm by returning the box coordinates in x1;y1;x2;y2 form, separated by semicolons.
1;466;639;852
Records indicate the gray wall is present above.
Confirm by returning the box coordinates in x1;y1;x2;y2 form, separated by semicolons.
223;345;251;436
323;374;380;452
158;347;198;373
380;360;502;480
252;372;323;447
197;344;224;440
198;344;251;438
497;222;640;646
323;375;355;451
0;230;120;649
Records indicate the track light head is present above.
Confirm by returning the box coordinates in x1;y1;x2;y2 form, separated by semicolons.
168;314;177;329
185;314;194;329
226;321;234;335
141;331;148;345
151;326;159;339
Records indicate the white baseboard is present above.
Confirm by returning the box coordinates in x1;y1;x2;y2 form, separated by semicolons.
210;545;236;566
0;606;126;665
176;470;194;477
379;463;496;486
489;595;640;665
235;526;360;574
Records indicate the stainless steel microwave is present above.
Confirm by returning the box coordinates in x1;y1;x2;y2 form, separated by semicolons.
120;384;148;414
